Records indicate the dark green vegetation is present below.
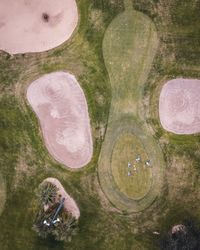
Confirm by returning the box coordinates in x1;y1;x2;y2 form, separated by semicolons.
33;204;78;242
0;0;200;249
33;181;78;242
160;221;200;250
37;182;58;206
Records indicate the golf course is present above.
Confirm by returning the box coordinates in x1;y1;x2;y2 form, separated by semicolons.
98;0;165;212
0;0;200;249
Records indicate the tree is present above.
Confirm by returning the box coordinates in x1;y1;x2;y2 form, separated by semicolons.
33;182;78;242
36;182;58;206
51;212;78;242
160;220;200;250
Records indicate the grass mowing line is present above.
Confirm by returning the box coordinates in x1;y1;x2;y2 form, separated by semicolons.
99;115;164;213
98;3;165;212
0;174;6;216
102;9;158;116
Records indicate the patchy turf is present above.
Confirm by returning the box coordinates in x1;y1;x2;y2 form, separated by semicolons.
102;3;158;116
98;0;165;213
111;133;152;200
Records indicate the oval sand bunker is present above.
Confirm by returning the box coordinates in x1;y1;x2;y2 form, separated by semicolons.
27;72;93;168
0;0;78;54
159;78;200;134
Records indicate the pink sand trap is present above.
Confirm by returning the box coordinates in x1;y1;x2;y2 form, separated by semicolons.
159;78;200;134
0;0;78;54
44;178;80;219
27;72;93;168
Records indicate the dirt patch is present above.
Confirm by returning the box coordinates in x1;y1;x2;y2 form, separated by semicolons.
159;78;200;134
43;178;80;219
13;150;36;190
0;174;6;216
166;155;200;209
26;72;93;168
0;0;78;54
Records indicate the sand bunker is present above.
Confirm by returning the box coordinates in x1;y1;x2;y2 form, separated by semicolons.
0;0;78;54
159;78;200;134
27;72;93;168
43;178;80;219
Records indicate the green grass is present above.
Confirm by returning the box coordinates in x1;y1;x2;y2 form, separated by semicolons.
111;133;152;199
98;115;165;213
98;0;165;213
0;0;200;249
102;4;158;116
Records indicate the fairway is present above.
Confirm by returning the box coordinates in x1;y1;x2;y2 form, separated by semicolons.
111;133;152;200
0;174;6;216
98;0;165;212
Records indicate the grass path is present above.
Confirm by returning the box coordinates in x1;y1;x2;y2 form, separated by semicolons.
98;0;165;213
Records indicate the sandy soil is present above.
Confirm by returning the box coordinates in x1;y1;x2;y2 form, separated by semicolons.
0;174;6;216
172;224;186;234
44;178;80;219
0;0;78;54
27;71;93;168
159;78;200;134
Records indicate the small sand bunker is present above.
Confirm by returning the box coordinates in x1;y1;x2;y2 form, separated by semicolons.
43;177;80;219
0;0;78;54
27;72;93;168
159;78;200;134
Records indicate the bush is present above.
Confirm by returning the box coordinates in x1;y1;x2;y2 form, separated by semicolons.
36;182;58;206
33;182;78;242
160;220;200;250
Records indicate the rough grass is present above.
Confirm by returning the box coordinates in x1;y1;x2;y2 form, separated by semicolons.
98;0;165;213
111;133;152;199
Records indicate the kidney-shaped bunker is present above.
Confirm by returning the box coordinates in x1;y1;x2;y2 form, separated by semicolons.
159;78;200;134
27;72;93;168
0;0;78;54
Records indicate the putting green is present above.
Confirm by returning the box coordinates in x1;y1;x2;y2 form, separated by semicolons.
111;133;152;200
98;0;165;212
0;174;6;216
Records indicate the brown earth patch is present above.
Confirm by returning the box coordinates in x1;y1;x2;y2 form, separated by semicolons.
166;155;200;210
